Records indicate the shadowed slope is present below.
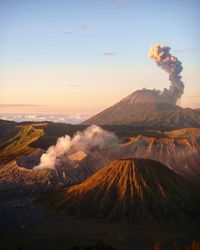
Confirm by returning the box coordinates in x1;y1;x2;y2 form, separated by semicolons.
41;159;200;221
0;120;18;145
0;161;62;197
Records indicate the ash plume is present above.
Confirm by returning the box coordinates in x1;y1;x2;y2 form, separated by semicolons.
149;44;184;104
34;125;118;170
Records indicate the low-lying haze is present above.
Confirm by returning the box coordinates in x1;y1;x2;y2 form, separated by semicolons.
0;113;91;124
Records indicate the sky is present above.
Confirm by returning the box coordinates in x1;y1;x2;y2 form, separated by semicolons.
0;0;200;122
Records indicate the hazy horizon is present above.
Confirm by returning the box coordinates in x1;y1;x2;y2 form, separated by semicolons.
1;0;200;117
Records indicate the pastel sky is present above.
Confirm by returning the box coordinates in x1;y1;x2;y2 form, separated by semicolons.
0;0;200;116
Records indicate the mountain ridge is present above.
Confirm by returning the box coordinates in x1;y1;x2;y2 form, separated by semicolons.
0;161;62;196
120;128;200;181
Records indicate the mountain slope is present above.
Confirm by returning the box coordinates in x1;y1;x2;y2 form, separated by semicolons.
0;149;116;198
121;128;200;181
0;120;18;146
0;125;44;164
82;90;200;128
0;161;62;197
40;158;200;221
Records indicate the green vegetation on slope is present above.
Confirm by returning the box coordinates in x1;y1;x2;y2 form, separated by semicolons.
0;125;44;164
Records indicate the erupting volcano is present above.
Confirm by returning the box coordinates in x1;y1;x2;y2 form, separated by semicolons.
82;44;200;127
120;44;185;105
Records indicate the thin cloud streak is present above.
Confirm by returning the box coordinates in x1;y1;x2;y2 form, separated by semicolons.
61;24;90;36
0;104;43;107
61;31;75;35
103;52;115;56
68;84;79;88
115;0;125;8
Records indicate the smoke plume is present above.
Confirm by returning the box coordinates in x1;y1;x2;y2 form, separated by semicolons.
149;44;184;104
34;125;118;170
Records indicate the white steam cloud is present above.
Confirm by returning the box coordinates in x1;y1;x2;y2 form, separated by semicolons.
149;44;184;104
34;125;118;170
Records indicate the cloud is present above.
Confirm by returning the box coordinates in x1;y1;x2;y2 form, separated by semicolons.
34;125;118;170
103;52;115;56
149;44;184;104
61;31;75;35
61;24;90;36
115;0;125;7
68;84;79;88
0;113;91;124
0;104;42;107
173;48;200;53
80;24;89;30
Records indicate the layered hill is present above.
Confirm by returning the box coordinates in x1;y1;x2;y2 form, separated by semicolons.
0;125;44;165
0;161;62;197
121;128;200;181
82;90;200;128
40;159;200;221
0;149;116;198
0;121;81;165
1;120;200;185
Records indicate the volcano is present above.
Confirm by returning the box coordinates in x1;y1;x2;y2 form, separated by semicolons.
82;89;200;128
40;158;200;221
116;89;165;104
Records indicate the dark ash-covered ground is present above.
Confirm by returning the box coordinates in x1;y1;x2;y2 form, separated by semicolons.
0;197;200;250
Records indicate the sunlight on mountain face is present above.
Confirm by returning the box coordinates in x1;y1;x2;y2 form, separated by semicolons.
39;158;200;221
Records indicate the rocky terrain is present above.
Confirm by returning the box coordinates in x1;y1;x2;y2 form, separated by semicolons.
0;161;62;197
0;120;200;250
38;158;200;221
0;121;200;201
121;128;200;181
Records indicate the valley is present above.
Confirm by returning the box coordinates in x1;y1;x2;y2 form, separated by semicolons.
1;196;200;250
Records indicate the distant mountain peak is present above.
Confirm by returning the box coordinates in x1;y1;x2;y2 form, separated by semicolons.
82;90;200;127
119;89;163;104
